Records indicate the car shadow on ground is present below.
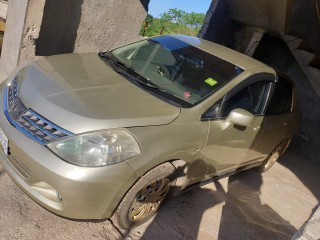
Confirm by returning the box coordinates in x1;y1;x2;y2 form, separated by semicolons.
254;34;320;201
124;166;296;240
280;142;320;201
216;171;296;240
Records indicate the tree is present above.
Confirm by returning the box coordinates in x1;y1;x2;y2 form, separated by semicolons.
182;12;206;29
140;9;205;37
145;14;154;23
160;8;186;25
160;8;205;29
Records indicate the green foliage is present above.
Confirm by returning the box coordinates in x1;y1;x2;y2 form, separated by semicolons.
145;14;154;23
140;8;205;37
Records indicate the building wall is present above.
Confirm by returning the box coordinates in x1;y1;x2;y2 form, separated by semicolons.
0;1;7;20
227;0;288;34
0;0;29;81
73;0;148;53
0;0;149;81
20;0;45;61
287;0;320;56
200;0;320;165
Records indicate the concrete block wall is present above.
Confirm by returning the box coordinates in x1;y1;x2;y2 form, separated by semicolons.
0;0;29;81
227;0;288;34
0;0;149;81
20;0;46;62
73;0;148;53
0;1;7;20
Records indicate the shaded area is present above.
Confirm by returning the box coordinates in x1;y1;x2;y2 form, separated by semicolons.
253;35;320;202
287;0;320;56
253;35;320;165
127;168;301;240
36;0;83;56
200;1;267;57
200;0;230;45
281;151;320;201
201;0;320;57
217;171;296;240
123;160;304;239
139;188;223;240
139;0;150;12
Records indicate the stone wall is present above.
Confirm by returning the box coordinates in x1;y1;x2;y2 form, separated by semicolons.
227;0;288;34
0;0;149;81
0;0;29;81
73;0;149;53
34;0;82;57
0;1;7;20
36;0;149;57
287;0;320;56
20;0;45;62
200;0;320;61
200;0;320;166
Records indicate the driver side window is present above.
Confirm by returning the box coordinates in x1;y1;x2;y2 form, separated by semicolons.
220;81;271;117
202;81;271;120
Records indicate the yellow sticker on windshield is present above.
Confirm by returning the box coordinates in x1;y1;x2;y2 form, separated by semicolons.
205;78;218;86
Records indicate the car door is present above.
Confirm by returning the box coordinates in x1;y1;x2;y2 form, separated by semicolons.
200;76;275;178
256;76;296;155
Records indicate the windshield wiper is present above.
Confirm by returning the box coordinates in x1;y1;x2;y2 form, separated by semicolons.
98;52;180;100
99;53;164;87
98;52;135;72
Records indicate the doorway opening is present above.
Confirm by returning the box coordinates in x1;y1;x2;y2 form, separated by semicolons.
140;0;211;37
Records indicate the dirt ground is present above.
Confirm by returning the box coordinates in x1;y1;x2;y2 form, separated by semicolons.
0;147;319;240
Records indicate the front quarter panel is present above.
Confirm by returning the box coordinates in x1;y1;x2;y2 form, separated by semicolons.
126;107;209;177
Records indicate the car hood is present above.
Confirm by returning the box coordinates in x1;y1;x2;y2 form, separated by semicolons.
17;53;180;134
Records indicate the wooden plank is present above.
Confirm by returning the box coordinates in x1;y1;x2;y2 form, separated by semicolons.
0;21;5;32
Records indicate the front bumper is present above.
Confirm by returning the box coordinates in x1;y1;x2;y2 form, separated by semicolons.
0;84;139;219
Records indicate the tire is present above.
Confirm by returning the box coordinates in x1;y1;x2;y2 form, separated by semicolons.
257;138;291;173
111;162;175;230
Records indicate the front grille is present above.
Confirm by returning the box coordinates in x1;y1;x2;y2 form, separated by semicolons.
8;75;19;108
4;75;73;145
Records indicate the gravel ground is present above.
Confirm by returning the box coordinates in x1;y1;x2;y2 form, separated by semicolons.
0;149;319;240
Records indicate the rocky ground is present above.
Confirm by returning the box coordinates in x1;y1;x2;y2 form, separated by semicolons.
0;147;319;240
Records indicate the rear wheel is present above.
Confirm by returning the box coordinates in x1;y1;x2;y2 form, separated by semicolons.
257;138;291;173
111;162;175;230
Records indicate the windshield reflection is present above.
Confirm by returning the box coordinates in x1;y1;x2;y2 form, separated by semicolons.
108;36;244;107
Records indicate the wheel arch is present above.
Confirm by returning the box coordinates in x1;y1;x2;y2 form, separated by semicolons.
108;159;188;219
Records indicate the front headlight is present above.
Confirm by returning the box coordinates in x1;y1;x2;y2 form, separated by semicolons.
47;129;141;167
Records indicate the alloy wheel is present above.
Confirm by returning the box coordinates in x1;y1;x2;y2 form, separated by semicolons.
128;178;170;222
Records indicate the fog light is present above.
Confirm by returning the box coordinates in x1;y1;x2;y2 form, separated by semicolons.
57;193;63;201
31;182;62;203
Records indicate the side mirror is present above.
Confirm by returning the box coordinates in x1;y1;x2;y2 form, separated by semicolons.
223;108;254;130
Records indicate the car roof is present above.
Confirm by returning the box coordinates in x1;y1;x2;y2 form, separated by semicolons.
170;34;271;72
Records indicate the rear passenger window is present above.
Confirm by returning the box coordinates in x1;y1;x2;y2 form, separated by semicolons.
265;81;292;115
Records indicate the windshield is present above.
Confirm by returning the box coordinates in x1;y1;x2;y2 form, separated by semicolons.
103;36;243;107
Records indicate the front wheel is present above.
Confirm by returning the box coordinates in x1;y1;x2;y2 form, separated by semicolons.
111;162;175;230
257;138;291;173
